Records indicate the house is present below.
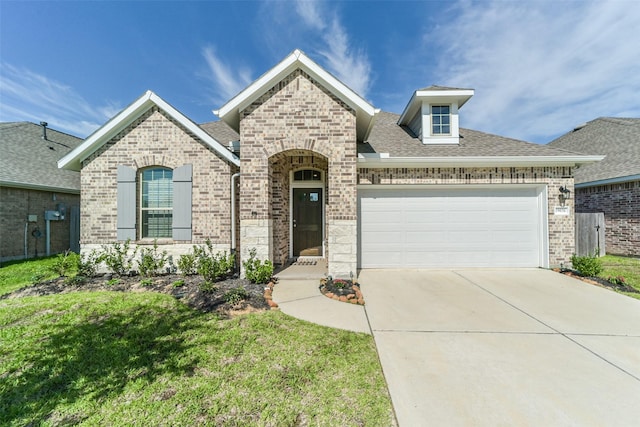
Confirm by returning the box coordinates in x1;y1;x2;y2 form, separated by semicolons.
1;122;82;262
58;49;601;277
549;118;640;256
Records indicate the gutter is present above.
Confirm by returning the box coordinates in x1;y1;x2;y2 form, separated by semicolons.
357;154;605;168
575;174;640;189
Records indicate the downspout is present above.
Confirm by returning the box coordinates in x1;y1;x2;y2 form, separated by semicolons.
231;172;240;271
24;223;28;259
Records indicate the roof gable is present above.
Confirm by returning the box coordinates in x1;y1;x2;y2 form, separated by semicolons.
214;49;378;142
59;91;240;171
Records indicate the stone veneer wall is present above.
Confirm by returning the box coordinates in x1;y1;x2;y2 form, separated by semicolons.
576;180;640;256
0;187;79;262
358;166;575;267
239;69;357;277
80;106;237;257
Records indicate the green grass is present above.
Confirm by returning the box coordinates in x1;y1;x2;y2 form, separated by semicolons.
0;256;62;296
598;255;640;299
0;291;394;426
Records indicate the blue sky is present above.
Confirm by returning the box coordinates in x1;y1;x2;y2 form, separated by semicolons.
1;0;639;143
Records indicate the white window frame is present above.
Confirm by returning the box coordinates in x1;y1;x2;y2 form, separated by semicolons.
139;167;173;239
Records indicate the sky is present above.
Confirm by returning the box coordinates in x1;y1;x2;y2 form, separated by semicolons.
1;0;639;144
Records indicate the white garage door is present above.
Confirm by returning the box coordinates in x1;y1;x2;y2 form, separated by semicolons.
359;187;546;268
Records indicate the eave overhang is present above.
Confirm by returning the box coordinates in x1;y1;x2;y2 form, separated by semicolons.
0;180;80;194
398;88;475;126
213;49;378;142
357;154;605;168
575;173;640;188
59;90;240;171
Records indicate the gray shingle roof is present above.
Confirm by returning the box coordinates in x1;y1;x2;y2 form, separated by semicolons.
361;111;582;158
199;120;239;144
0;122;82;192
548;117;640;184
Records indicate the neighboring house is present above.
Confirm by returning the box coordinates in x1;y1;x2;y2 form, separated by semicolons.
1;122;82;262
59;49;601;277
549;118;640;256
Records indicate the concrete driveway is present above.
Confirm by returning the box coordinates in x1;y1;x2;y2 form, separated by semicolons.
359;269;640;426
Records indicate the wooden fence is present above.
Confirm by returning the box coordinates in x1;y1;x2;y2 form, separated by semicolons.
575;212;605;257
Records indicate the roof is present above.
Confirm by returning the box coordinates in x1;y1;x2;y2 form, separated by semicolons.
548;117;640;186
359;111;603;167
214;49;379;143
0;122;82;193
59;91;240;171
199;120;239;144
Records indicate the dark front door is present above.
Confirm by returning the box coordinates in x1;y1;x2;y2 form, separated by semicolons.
293;188;323;256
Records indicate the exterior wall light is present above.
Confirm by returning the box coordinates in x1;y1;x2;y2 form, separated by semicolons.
559;186;571;206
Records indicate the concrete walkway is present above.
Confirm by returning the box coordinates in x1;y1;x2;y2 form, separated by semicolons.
271;279;370;334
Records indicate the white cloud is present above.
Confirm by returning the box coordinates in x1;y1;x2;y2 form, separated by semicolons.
201;46;253;105
424;1;640;142
0;63;119;137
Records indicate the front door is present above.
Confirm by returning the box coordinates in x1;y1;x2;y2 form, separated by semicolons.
293;188;323;256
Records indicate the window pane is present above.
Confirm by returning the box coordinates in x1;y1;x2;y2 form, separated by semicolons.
442;116;450;125
442;125;450;134
142;210;172;238
441;106;450;114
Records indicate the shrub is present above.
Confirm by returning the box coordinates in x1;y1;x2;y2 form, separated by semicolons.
140;278;154;287
224;287;249;306
177;252;198;276
49;250;78;277
199;281;218;293
243;248;274;284
571;253;603;277
101;239;137;276
76;249;101;278
172;279;185;288
193;240;234;283
137;241;168;277
65;275;86;286
607;276;626;286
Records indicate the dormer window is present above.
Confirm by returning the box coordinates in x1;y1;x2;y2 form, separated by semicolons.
431;105;451;135
398;86;474;146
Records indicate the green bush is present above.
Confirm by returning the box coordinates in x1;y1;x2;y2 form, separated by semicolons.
193;240;234;283
49;250;78;277
243;248;274;284
571;253;603;277
101;239;137;276
224;287;249;306
76;249;101;278
177;252;197;276
137;241;168;277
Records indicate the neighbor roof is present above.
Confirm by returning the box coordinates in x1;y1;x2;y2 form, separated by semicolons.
214;49;379;143
548;117;640;185
0;122;82;193
360;111;603;167
59;91;240;170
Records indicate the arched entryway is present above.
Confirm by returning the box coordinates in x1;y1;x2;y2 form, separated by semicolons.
269;150;328;266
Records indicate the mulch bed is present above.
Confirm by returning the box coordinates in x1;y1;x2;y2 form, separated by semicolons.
1;274;276;318
319;278;365;305
556;269;639;294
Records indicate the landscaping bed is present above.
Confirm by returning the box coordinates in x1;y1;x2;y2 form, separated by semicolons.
0;273;273;317
319;277;365;305
557;269;639;295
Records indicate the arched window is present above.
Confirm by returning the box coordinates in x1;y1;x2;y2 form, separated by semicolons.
140;167;173;238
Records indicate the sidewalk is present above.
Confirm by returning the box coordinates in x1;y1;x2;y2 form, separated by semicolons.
271;279;371;334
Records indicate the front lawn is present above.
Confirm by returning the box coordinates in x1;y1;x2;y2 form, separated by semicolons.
0;291;394;425
0;256;62;296
598;255;640;299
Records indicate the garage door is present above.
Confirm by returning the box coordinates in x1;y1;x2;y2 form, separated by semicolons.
359;187;545;268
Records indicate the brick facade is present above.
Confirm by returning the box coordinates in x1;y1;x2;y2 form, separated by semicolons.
576;180;640;256
80;106;237;258
239;69;358;277
358;166;576;267
0;187;79;262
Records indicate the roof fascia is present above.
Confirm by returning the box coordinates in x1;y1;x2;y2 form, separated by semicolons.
357;154;605;168
398;89;475;126
575;174;640;188
59;91;239;171
0;180;80;194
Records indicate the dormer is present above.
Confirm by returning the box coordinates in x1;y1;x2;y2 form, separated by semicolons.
398;85;474;145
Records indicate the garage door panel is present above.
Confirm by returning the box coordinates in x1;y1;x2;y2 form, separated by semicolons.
359;187;544;268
